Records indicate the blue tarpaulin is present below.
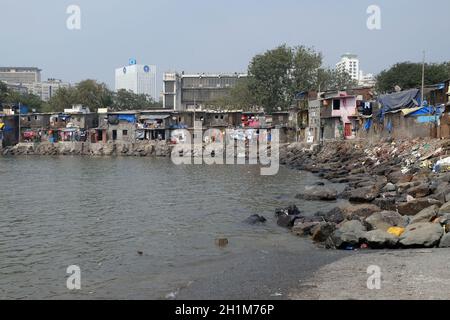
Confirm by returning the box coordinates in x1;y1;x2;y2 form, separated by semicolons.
20;105;29;114
416;116;438;123
378;89;421;113
118;114;136;122
364;119;372;131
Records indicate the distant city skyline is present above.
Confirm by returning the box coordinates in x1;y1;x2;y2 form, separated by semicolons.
1;0;450;93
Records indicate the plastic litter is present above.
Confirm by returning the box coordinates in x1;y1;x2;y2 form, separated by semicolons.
387;227;405;237
433;157;450;173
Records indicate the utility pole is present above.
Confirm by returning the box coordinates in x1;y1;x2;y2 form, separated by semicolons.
421;50;425;107
18;102;21;143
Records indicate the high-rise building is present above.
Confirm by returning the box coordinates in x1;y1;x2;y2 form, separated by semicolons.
163;72;247;111
336;54;360;82
0;67;41;84
115;63;157;101
24;79;70;102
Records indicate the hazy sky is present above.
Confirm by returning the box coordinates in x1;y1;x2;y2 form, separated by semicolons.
1;0;449;92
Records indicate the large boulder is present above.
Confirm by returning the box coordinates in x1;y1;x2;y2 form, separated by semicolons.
399;223;444;248
311;222;336;242
365;211;409;231
362;230;399;249
277;214;301;228
296;186;338;201
244;214;267;225
345;185;380;203
314;207;345;224
373;197;397;211
406;183;432;198
275;205;300;217
326;220;367;249
439;233;450;248
340;204;381;220
275;205;303;228
388;170;413;184
383;183;397;192
439;201;450;215
397;198;442;216
410;205;439;224
292;221;320;236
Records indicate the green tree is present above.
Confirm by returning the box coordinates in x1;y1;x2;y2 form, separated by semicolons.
76;79;113;110
46;86;79;112
247;44;356;112
376;62;450;93
3;90;43;112
317;68;357;92
248;44;295;112
0;81;8;105
210;77;257;111
112;89;161;110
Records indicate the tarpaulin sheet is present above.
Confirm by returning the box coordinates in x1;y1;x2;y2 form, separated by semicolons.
118;114;136;122
140;115;170;120
378;89;420;113
135;130;145;139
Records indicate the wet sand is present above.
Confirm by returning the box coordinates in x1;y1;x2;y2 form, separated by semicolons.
289;249;450;300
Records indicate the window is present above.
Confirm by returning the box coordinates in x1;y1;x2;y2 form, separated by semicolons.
123;130;128;136
333;99;341;110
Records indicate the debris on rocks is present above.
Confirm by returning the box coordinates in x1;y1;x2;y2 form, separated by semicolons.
279;138;450;250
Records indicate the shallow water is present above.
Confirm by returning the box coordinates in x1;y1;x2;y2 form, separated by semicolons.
0;156;346;299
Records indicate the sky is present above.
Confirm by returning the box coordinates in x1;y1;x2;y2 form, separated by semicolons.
1;0;450;93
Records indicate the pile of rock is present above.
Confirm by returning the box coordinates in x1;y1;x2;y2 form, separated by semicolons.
279;138;450;250
1;141;172;157
276;201;450;250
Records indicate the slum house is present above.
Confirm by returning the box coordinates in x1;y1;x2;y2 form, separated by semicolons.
270;111;294;143
136;110;173;141
320;91;359;141
0;115;19;147
106;111;138;142
91;109;109;143
306;99;321;144
202;111;242;143
18;113;51;142
293;91;318;142
368;88;439;139
48;113;75;142
428;80;450;138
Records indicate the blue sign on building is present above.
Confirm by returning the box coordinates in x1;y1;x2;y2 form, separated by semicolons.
144;65;150;73
129;58;137;65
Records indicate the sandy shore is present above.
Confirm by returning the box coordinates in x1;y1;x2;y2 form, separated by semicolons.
289;248;450;300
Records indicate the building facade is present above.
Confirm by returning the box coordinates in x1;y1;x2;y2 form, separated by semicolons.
24;79;70;101
163;72;247;111
0;67;41;84
115;64;157;101
336;54;360;82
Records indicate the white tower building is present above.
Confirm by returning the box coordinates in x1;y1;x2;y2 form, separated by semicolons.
115;62;157;101
336;53;360;82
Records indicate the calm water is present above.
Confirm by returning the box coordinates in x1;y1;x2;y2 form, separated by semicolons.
0;157;345;299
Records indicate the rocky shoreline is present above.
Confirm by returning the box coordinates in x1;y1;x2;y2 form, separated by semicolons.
0;141;172;157
278;138;450;250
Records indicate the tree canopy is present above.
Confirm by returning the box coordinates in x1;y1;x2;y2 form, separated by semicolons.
376;62;450;93
219;44;355;113
42;80;161;112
